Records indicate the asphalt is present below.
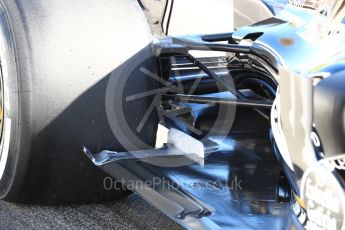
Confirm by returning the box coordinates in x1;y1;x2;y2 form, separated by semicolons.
0;194;183;230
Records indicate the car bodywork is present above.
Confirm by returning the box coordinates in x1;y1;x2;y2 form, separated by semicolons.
139;0;278;36
84;0;345;229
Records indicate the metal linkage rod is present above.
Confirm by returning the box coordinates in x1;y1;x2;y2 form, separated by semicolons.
185;54;242;98
165;94;272;109
175;39;251;53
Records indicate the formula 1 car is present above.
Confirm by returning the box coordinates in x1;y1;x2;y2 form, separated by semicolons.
0;0;343;229
0;0;274;204
84;0;344;229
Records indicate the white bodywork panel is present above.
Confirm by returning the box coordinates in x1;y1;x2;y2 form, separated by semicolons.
169;0;234;35
234;0;274;28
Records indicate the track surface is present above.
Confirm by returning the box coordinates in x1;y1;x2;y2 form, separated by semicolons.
0;195;183;230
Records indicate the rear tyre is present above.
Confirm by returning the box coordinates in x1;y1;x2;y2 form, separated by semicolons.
0;0;156;203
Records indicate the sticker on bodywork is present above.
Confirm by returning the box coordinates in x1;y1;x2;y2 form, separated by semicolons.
288;0;335;12
289;0;345;46
301;157;345;230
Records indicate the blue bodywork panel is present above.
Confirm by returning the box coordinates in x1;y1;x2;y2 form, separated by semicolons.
263;0;288;14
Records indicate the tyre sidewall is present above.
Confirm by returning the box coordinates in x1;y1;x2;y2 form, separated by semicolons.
0;1;31;201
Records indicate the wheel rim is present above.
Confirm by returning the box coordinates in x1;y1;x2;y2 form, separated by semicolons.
0;72;3;142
